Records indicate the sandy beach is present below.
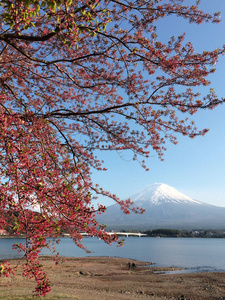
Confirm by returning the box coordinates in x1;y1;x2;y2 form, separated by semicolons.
1;256;225;299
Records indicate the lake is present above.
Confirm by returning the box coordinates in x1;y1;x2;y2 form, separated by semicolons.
1;237;225;273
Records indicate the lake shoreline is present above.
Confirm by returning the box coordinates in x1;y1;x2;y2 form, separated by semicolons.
1;255;225;299
2;237;225;274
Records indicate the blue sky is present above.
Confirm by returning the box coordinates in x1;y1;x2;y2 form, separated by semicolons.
92;1;225;208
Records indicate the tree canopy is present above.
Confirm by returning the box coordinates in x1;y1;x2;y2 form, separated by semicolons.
0;0;224;296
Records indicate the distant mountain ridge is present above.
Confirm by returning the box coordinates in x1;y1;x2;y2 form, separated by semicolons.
96;183;225;230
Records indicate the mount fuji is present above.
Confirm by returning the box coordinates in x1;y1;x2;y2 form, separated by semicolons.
96;183;225;230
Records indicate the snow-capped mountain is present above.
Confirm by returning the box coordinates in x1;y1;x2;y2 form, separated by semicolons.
96;183;225;230
131;183;202;206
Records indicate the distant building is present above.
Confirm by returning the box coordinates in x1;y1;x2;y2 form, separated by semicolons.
0;229;9;236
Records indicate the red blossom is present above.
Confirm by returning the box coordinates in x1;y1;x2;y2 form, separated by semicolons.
0;0;224;296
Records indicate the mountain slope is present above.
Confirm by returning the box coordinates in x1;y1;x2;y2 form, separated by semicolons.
131;183;203;206
96;183;225;230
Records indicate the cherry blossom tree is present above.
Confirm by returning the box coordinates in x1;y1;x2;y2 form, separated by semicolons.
0;0;224;296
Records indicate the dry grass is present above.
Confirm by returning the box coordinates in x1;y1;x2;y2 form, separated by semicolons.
1;256;225;299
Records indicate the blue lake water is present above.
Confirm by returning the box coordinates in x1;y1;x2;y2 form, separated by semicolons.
1;237;225;273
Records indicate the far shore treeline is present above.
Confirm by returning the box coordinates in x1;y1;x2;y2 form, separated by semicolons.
117;228;225;238
2;224;225;239
135;229;225;238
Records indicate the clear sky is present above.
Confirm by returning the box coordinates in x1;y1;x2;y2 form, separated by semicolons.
92;1;225;208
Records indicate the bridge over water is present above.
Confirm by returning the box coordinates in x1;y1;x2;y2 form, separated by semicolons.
80;232;147;237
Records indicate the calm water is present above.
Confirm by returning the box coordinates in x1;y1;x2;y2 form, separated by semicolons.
1;237;225;273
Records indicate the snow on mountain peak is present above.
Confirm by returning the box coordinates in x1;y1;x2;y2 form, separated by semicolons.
133;183;202;206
